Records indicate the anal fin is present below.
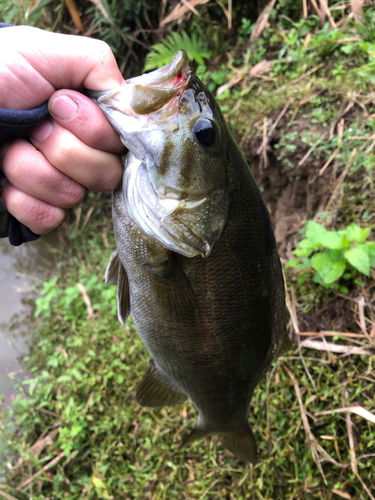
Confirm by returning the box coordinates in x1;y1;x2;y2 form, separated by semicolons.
136;359;188;407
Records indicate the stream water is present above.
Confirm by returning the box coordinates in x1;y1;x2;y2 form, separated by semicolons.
0;232;58;405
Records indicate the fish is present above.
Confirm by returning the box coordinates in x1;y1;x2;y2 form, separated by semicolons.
88;50;286;463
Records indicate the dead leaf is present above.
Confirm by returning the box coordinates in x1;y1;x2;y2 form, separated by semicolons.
251;0;277;40
64;0;85;34
350;0;364;23
160;0;209;26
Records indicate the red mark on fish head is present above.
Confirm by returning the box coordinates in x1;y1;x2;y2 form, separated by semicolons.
173;68;189;88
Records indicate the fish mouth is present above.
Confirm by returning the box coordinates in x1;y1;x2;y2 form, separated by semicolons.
87;50;191;116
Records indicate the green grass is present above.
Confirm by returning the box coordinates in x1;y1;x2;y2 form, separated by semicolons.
1;2;375;498
0;196;374;499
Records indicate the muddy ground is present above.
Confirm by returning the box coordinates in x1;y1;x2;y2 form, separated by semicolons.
239;106;375;335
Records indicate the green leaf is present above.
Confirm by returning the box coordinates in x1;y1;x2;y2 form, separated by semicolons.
284;258;300;269
305;221;343;249
297;273;308;285
144;31;211;71
364;241;375;266
311;252;346;284
345;223;371;243
293;238;316;257
344;246;371;276
325;249;344;261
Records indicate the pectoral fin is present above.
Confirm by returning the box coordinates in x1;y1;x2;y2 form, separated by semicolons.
105;250;119;285
136;359;188;407
105;250;130;325
117;264;130;326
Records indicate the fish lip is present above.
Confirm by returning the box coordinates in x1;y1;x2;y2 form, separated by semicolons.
126;50;191;89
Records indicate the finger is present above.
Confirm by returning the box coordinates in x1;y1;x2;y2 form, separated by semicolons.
2;139;86;209
30;119;123;192
0;26;123;110
48;90;125;154
1;181;66;235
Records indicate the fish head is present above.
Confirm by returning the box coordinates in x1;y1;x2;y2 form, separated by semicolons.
88;50;230;258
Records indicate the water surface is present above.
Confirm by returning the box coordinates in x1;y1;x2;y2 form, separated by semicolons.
0;233;58;403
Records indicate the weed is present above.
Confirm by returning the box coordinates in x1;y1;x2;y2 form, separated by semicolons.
287;221;375;290
144;30;211;71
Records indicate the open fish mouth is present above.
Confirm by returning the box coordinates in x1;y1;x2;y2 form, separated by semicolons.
88;50;191;117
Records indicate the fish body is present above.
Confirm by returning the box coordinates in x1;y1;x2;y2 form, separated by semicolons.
89;51;286;463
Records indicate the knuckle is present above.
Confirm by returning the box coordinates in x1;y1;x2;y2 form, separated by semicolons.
60;181;86;208
91;158;122;192
95;40;113;60
32;204;66;233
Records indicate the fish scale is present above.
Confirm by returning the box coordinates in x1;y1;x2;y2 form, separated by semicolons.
88;50;286;463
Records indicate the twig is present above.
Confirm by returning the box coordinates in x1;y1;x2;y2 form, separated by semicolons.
79;206;94;233
355;472;375;500
76;283;95;320
357;296;367;334
344;392;358;480
251;0;277;40
331;490;351;499
298;132;328;167
256;101;291;155
160;0;209;26
181;0;200;16
215;0;231;28
0;490;19;500
296;331;369;339
319;0;337;28
262;117;268;168
302;0;308;18
18;452;65;489
299;339;372;356
321;148;340;175
285;285;300;334
282;364;345;485
316;406;375;425
325;148;357;211
74;206;82;232
310;0;325;24
350;0;364;24
291;62;325;85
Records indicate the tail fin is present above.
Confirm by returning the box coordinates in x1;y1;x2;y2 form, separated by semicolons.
219;424;257;464
180;418;257;464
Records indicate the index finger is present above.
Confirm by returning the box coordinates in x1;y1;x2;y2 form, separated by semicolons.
48;90;126;154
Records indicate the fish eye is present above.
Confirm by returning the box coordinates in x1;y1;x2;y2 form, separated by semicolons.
192;118;216;148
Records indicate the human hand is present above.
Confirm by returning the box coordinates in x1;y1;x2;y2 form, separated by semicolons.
0;26;126;235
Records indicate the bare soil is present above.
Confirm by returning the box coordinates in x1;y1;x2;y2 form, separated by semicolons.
240;109;375;335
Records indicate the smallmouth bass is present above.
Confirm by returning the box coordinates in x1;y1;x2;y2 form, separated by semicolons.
88;51;286;463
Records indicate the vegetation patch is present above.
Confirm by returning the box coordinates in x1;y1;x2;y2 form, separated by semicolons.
1;1;375;499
